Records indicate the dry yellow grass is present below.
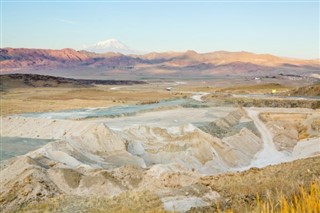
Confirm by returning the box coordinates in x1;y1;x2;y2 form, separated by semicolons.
199;156;320;213
256;181;320;213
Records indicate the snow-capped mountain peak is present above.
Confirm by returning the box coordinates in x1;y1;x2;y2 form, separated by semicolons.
96;39;128;49
85;39;137;54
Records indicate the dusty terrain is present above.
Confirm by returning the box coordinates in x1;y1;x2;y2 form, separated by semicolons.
1;74;319;115
1;75;319;212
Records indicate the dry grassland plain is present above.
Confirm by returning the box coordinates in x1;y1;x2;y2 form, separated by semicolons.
1;85;187;116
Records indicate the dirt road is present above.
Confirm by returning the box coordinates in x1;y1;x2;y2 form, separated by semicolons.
245;108;291;167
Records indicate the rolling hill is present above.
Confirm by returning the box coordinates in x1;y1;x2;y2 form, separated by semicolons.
1;48;319;78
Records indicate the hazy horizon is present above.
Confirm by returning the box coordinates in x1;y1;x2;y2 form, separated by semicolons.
1;1;319;59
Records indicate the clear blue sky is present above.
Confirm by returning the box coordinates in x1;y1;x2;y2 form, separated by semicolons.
1;0;319;59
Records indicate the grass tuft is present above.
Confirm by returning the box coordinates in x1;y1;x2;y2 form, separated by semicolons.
255;181;320;213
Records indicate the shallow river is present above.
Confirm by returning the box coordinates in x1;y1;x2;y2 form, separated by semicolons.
16;99;191;120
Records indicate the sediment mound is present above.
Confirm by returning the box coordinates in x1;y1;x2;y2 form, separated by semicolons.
0;156;62;212
199;108;260;138
120;122;262;174
26;123;145;169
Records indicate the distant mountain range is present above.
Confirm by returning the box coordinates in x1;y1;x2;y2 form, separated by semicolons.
1;47;319;78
